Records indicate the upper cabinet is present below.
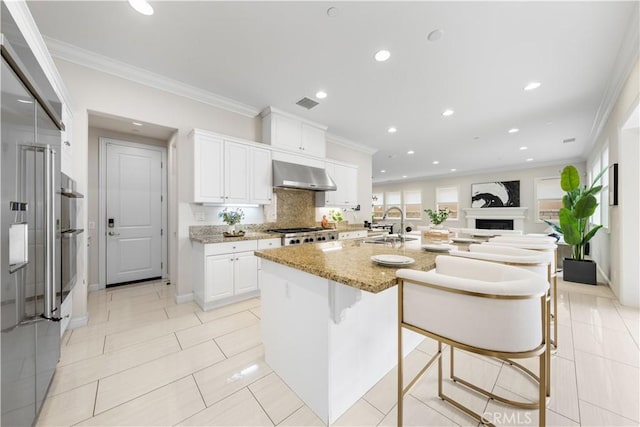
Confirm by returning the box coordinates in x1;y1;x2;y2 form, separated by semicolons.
190;129;272;205
261;107;327;158
316;160;359;208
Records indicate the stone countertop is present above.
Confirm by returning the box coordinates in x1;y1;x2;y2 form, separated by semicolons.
190;232;276;244
255;239;466;294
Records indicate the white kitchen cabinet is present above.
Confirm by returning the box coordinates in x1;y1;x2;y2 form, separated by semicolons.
257;238;282;271
316;161;359;208
224;141;250;204
190;129;273;205
338;230;368;240
262;107;327;158
192;131;225;203
193;240;259;310
251;147;273;204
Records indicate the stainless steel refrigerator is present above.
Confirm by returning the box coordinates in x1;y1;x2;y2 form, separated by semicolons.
2;3;65;425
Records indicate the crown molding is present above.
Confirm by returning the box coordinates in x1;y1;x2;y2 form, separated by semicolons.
326;132;378;156
587;3;639;152
43;37;261;118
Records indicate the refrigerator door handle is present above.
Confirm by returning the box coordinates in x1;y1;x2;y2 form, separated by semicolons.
43;146;59;321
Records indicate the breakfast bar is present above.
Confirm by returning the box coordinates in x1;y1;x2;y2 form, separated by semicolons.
255;239;438;424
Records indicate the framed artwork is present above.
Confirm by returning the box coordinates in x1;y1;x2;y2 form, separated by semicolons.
609;163;618;206
471;180;520;207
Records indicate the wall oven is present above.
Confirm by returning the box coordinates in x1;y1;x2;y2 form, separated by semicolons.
60;173;83;301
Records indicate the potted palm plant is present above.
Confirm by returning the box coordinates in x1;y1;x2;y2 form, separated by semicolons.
554;165;607;285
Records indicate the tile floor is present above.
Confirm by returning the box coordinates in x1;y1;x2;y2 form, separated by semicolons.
36;277;639;426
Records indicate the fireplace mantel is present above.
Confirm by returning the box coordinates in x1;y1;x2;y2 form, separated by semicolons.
463;207;528;230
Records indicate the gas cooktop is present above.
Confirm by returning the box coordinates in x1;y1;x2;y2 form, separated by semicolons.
267;227;324;233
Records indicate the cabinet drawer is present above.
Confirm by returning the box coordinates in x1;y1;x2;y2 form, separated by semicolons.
204;240;258;256
258;238;281;250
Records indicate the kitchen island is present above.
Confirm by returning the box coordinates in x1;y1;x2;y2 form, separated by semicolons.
255;239;439;424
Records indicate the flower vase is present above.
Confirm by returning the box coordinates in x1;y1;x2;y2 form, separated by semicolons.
227;225;236;235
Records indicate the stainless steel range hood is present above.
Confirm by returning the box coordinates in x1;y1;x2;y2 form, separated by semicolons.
273;160;337;191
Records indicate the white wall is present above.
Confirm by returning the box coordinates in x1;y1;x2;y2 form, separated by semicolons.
373;163;585;233
587;59;639;307
56;58;261;318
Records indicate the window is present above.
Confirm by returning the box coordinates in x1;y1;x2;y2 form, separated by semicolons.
372;193;384;219
535;177;563;222
384;192;402;218
403;191;422;219
588;145;609;228
435;187;459;220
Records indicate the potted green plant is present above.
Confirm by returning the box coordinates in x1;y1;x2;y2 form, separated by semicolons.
555;165;607;285
218;207;245;236
424;208;450;227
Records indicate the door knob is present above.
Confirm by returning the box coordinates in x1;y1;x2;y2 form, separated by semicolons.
108;231;120;236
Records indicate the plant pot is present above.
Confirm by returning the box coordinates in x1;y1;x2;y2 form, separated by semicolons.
563;258;597;285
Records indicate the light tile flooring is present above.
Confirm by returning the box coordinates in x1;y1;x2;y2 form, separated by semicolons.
36;277;639;426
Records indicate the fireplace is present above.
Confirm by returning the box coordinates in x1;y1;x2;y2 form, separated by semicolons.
476;219;514;230
463;207;528;231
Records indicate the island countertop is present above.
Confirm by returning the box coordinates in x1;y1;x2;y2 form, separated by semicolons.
255;239;444;293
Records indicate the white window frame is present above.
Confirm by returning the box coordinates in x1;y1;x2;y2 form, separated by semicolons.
435;186;459;221
534;176;563;223
403;190;422;220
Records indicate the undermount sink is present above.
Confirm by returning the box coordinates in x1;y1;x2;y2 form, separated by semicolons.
362;236;418;244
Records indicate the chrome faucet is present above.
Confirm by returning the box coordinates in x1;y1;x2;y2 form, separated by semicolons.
382;206;405;241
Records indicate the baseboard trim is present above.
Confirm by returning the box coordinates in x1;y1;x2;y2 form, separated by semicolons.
68;314;89;329
596;263;612;286
87;283;102;292
175;293;194;304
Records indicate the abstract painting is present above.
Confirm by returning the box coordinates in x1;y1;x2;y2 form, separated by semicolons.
471;181;520;207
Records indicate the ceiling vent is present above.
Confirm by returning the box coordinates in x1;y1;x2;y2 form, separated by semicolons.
296;97;319;110
562;137;576;144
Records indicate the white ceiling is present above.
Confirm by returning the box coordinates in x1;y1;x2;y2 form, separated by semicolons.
27;1;638;183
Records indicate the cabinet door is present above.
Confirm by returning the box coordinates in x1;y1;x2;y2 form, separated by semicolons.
273;114;301;152
251;147;272;204
205;254;234;301
224;141;250;204
301;123;326;157
341;164;358;206
194;134;224;203
234;252;258;294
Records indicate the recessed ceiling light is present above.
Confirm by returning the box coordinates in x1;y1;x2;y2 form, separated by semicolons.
450;168;457;172
326;7;339;17
17;98;33;104
380;170;386;173
442;109;454;116
387;126;397;133
432;160;440;165
520;146;528;150
374;50;391;62
407;150;415;155
402;175;408;178
132;122;143;126
128;0;154;16
526;158;534;162
315;91;327;99
427;29;444;42
524;82;541;91
508;128;519;133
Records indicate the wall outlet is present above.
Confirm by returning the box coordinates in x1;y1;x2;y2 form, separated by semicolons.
195;211;206;221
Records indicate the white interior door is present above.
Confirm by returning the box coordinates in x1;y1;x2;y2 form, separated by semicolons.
106;143;162;285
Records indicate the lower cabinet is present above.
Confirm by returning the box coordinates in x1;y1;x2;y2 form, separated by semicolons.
193;238;281;310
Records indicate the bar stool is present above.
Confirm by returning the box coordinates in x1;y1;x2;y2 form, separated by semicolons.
484;238;559;349
396;256;550;427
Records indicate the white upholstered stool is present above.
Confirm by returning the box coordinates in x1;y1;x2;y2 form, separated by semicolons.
484;239;559;349
396;256;550;427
